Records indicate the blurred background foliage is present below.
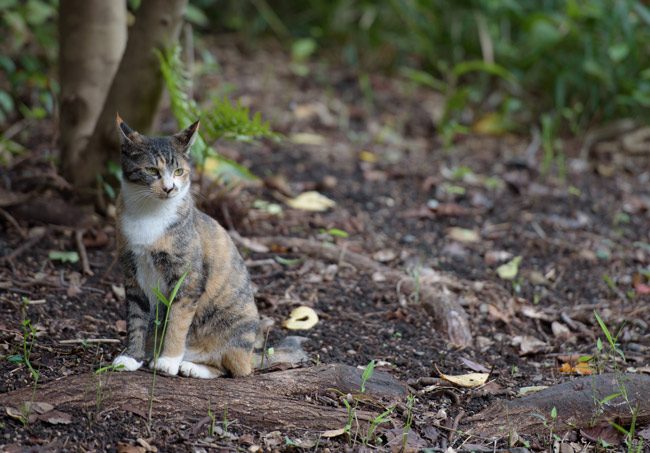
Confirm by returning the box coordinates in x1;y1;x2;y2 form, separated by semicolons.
1;0;649;140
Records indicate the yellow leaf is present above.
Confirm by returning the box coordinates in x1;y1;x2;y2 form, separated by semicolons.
286;191;336;212
359;150;378;163
447;227;480;243
473;112;508;135
439;372;489;388
282;306;319;330
496;256;522;280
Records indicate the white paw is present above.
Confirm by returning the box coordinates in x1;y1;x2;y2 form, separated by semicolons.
149;356;182;375
112;355;143;371
179;361;218;379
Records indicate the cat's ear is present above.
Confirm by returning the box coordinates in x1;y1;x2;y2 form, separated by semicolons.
116;113;143;147
173;120;200;156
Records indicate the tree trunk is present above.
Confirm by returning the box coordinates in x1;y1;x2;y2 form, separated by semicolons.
67;0;189;189
59;0;127;184
0;364;408;431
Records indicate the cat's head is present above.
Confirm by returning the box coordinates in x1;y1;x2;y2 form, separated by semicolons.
117;114;199;200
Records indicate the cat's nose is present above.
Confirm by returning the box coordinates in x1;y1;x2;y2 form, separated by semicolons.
163;185;175;194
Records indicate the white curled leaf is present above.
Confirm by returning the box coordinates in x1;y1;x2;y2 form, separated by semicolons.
286;191;336;211
282;306;319;330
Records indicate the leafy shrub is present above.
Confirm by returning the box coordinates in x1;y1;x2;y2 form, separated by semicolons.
195;0;650;134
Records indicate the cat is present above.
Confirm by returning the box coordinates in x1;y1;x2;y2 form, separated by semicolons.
112;114;259;379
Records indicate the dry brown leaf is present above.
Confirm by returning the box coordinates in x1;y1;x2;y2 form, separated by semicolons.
321;428;347;438
439;371;489;388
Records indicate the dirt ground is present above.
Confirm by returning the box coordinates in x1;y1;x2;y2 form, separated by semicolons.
1;37;649;451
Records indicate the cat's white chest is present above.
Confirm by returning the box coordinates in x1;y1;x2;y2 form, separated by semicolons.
134;251;166;306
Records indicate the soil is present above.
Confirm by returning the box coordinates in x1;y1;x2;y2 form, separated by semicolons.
0;37;649;452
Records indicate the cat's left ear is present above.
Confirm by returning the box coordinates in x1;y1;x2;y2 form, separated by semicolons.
173;120;200;156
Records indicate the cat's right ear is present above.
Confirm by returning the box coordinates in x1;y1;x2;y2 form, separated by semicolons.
116;113;143;147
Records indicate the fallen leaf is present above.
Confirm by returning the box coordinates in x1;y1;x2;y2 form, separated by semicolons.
459;357;490;373
49;250;79;264
111;284;126;300
373;249;397;262
289;132;326;146
321;428;346;438
512;335;549;355
496;256;522;280
551;321;571;339
447;227;480;243
115;320;127;334
559;361;593;375
286;191;336;211
40;410;72;425
282;306;319;330
439;371;489;388
116;442;146;453
581;423;623;445
517;386;548;396
26;401;54;414
359;150;378;162
484;250;513;265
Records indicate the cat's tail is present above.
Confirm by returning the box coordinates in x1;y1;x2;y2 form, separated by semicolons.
253;317;309;369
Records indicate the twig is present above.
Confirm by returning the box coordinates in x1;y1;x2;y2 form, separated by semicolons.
0;208;27;238
75;229;94;276
60;338;120;345
0;228;46;263
448;409;466;444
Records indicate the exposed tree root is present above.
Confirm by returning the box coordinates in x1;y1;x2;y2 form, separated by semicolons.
252;236;476;347
464;373;650;439
0;364;407;431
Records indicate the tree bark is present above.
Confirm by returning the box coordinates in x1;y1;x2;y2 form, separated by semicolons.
0;364;408;431
67;0;189;189
464;373;650;440
59;0;127;184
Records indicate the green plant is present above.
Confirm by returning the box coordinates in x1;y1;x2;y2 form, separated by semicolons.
193;0;650;141
207;398;216;437
94;363;124;415
401;394;415;451
156;45;276;184
0;0;58;126
593;312;644;450
147;271;188;424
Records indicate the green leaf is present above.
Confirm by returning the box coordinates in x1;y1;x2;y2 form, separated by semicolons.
608;43;629;62
48;251;79;263
274;256;302;267
322;228;349;238
184;4;209;27
7;354;24;364
168;270;189;305
496;256;522;280
361;360;376;393
452;60;517;84
152;286;169;307
292;38;317;62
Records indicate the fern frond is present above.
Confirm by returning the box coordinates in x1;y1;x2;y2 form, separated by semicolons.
156;45;275;183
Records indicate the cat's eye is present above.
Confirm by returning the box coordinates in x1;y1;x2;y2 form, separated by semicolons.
174;168;184;176
144;167;159;176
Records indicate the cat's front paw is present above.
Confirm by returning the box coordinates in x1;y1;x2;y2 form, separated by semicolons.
150;356;182;375
112;355;143;371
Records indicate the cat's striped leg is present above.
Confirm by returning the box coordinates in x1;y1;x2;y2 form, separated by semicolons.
113;285;149;371
149;296;197;375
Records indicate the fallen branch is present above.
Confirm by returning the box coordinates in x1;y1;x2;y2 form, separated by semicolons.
250;236;474;347
464;373;650;439
0;364;407;431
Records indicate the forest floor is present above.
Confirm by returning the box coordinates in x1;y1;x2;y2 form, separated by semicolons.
1;37;649;452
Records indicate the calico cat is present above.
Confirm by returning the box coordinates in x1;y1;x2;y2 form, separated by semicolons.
112;115;259;378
